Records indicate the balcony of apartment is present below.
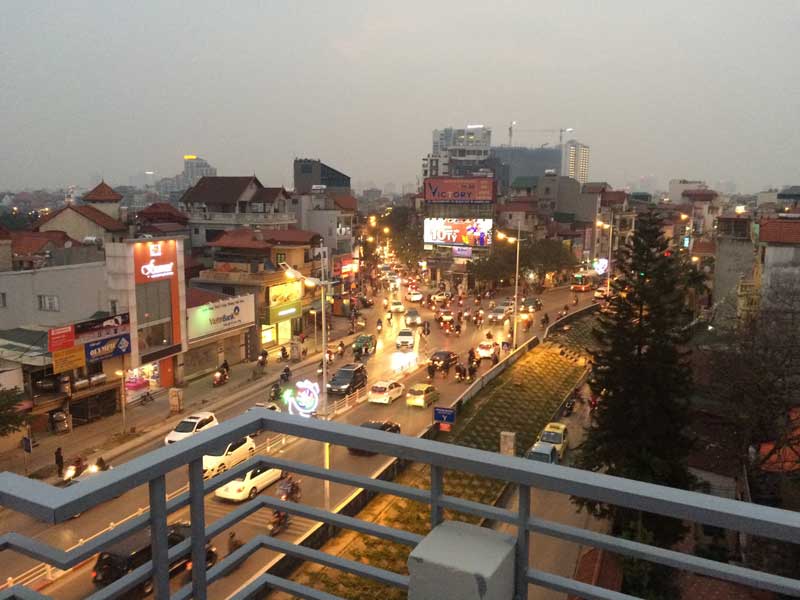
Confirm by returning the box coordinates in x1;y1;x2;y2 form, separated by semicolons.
737;278;760;320
185;206;296;227
0;411;798;600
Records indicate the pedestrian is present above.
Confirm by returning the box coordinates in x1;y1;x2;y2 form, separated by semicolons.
427;363;436;380
55;447;64;478
443;362;451;379
492;352;499;366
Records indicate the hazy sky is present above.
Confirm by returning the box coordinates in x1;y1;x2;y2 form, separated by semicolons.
1;1;799;193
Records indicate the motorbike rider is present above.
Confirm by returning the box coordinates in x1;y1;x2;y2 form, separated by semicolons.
220;359;230;377
386;311;392;324
227;531;243;556
95;456;109;471
337;341;345;357
270;382;281;402
382;297;389;310
281;365;292;382
573;294;579;306
467;348;476;364
377;317;383;332
280;346;289;361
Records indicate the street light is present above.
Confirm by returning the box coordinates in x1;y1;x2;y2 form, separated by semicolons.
497;221;523;349
114;364;127;435
279;250;333;510
596;219;614;298
382;227;390;234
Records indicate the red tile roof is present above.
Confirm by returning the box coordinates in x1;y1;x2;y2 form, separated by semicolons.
35;204;127;233
141;222;187;234
136;202;188;224
252;187;289;204
333;194;358;212
83;181;123;203
691;239;716;255
180;176;261;206
498;202;536;213
600;191;627;207
759;218;800;244
208;227;320;250
568;549;622;600
186;287;229;308
9;231;81;256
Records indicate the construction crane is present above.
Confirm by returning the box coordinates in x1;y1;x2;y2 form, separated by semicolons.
508;122;574;148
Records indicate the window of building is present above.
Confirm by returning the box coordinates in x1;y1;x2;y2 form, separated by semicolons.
193;228;200;234
110;299;118;315
222;286;236;296
301;164;312;174
37;294;60;312
276;252;286;264
0;293;6;308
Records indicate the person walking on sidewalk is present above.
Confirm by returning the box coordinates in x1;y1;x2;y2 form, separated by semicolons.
55;447;64;478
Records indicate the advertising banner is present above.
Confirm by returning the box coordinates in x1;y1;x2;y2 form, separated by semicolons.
268;300;302;324
187;295;255;341
52;346;86;373
74;313;131;345
48;325;75;352
423;219;493;247
84;334;132;363
268;281;303;306
423;177;495;203
134;240;178;285
452;246;473;258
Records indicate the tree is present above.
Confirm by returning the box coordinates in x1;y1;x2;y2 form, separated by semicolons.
572;210;698;548
525;239;577;281
0;387;27;437
468;236;577;289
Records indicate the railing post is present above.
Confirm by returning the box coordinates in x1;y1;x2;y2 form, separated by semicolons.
430;465;444;527
515;484;530;600
148;474;170;599
189;459;208;600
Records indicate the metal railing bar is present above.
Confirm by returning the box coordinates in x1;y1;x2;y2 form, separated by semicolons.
526;567;640;600
0;586;52;600
229;571;343;600
438;494;517;525
528;516;800;596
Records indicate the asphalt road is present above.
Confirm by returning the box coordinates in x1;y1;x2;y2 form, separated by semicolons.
5;286;585;599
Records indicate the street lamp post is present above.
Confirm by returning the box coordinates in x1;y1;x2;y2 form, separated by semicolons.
596;218;614;297
497;220;523;349
115;359;127;435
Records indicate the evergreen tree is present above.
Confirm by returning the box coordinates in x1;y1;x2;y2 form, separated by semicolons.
573;209;698;548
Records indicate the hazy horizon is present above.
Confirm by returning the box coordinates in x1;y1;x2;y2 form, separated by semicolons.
1;1;799;194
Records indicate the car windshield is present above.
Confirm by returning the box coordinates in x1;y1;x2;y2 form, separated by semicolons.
361;422;385;430
407;310;418;315
408;388;424;395
371;385;387;393
174;420;197;433
479;342;492;349
207;444;229;457
540;431;563;444
331;372;353;384
527;451;551;463
357;336;370;344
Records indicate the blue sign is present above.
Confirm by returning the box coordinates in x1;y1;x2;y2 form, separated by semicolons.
84;334;132;363
434;407;456;424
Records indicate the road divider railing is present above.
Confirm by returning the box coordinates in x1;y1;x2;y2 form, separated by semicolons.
1;410;798;600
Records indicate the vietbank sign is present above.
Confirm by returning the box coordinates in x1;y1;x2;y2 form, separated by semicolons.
187;295;255;341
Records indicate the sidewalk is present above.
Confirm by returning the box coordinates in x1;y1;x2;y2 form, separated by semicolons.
0;313;363;483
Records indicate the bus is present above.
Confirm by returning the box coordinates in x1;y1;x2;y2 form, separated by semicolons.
570;270;600;292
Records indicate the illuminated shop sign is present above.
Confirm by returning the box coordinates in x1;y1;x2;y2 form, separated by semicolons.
423;218;493;247
134;240;178;284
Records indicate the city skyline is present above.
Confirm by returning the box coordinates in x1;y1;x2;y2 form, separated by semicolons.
2;1;799;193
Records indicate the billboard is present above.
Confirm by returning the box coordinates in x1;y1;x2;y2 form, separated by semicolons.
424;219;493;247
85;334;132;363
74;313;131;345
52;346;86;374
423;177;495;203
269;281;303;306
187;295;255;341
134;240;178;285
48;325;75;352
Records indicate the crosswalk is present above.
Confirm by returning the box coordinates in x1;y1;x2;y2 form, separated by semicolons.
204;496;317;538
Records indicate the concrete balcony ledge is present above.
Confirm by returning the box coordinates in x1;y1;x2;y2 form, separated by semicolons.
408;521;515;600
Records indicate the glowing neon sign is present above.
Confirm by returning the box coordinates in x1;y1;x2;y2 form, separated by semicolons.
282;379;319;418
592;258;609;275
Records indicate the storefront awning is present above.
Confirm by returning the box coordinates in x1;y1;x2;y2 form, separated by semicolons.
71;380;121;402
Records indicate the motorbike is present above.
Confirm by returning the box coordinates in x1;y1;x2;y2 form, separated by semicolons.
279;346;289;362
213;369;230;387
257;350;268;368
336;343;345;358
377;322;383;333
573;296;579;306
268;510;291;536
563;397;575;417
317;361;324;377
278;476;302;503
270;383;282;403
280;367;291;384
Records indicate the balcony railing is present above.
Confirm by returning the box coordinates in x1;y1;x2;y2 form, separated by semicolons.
185;210;296;226
0;411;799;599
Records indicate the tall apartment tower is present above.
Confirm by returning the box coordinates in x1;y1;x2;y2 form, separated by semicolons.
563;140;590;184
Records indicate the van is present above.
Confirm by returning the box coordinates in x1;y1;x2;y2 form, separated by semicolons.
524;441;558;464
326;363;368;396
92;521;217;596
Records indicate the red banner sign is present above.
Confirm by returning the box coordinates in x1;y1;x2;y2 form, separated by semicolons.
48;325;75;352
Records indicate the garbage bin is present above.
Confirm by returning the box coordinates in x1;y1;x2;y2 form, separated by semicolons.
169;388;184;414
51;411;69;434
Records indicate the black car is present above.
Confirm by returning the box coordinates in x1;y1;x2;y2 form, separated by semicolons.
357;295;375;308
327;363;368;396
348;420;402;455
429;350;458;371
92;521;217;597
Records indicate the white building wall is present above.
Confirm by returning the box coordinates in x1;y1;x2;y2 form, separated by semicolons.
668;179;707;204
0;262;108;329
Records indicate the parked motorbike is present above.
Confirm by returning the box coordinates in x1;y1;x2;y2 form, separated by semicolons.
563;398;575;417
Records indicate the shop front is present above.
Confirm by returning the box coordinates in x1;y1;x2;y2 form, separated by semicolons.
263;281;304;349
182;294;255;380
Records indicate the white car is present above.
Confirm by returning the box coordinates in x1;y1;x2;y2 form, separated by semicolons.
390;300;406;313
202;436;256;478
476;341;496;359
368;380;405;404
405;309;422;326
164;412;219;445
594;288;607;300
431;291;450;303
396;328;415;349
406;290;423;302
214;465;283;502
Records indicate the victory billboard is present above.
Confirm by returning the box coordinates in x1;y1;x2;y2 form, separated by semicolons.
423;177;496;203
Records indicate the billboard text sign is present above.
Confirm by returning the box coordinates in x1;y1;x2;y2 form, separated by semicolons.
424;219;493;247
74;313;130;345
187;295;255;341
48;325;75;352
52;346;86;373
134;240;178;285
84;334;132;363
424;177;495;203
